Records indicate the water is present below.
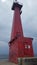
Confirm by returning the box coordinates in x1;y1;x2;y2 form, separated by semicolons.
0;55;8;61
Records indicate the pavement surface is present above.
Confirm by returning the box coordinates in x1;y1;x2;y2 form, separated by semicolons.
0;61;18;65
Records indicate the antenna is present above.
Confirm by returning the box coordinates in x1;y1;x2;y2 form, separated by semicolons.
15;0;17;1
14;0;18;3
13;0;17;2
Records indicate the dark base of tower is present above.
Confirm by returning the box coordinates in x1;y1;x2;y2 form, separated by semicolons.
9;57;37;65
22;57;37;65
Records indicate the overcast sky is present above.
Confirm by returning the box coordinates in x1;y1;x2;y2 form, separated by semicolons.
0;0;37;55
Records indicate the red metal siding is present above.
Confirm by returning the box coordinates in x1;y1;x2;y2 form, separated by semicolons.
9;37;34;63
9;2;34;63
11;7;23;40
23;37;34;57
9;41;18;63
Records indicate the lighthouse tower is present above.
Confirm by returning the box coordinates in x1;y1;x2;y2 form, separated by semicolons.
9;0;34;63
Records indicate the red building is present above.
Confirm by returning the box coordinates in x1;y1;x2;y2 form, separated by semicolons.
9;1;34;63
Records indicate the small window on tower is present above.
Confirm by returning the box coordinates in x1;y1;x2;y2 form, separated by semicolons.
28;45;30;49
25;45;30;49
25;45;28;48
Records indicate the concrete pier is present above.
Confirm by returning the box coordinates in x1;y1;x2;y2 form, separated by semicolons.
0;61;18;65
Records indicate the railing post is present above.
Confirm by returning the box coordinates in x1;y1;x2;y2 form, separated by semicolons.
18;58;22;65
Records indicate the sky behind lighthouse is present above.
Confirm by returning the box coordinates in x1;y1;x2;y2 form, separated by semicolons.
0;0;37;55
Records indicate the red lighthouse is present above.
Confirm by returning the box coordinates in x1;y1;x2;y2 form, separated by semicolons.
9;0;34;63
